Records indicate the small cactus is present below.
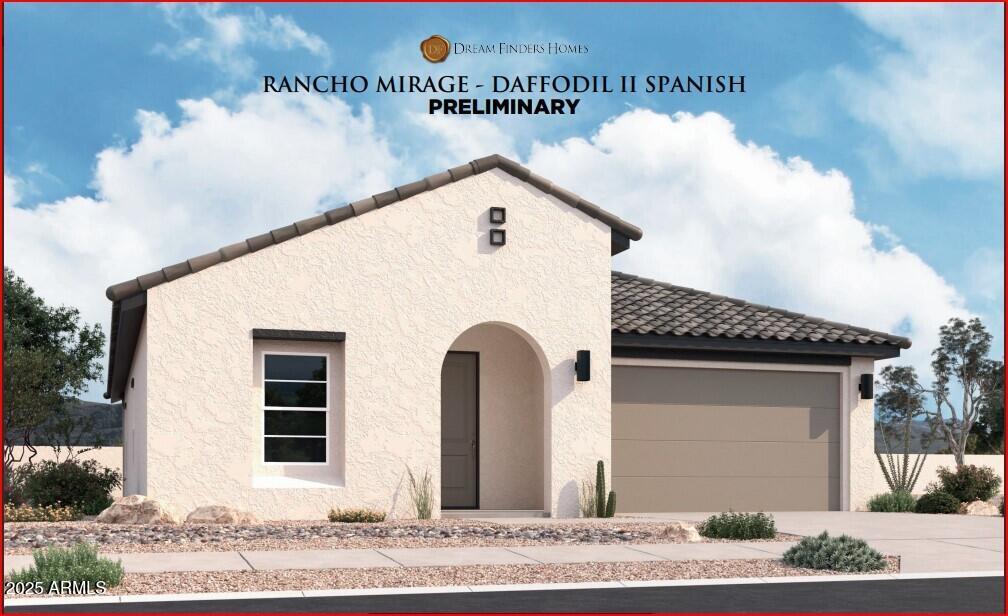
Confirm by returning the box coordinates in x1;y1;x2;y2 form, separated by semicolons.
595;460;606;518
605;490;616;517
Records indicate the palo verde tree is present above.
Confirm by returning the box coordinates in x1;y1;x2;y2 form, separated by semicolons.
3;268;105;470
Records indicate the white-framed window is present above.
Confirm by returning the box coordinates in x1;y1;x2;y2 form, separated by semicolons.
262;352;329;465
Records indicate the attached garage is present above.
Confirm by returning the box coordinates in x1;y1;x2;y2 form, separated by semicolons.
610;271;911;512
612;365;841;511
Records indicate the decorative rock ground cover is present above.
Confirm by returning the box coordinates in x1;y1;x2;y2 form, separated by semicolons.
71;557;902;598
3;520;798;554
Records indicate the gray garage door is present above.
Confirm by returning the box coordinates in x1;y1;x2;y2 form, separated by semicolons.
613;366;841;512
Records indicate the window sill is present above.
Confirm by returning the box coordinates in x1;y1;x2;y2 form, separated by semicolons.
251;476;344;489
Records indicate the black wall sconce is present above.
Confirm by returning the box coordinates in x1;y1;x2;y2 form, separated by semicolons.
489;207;506;224
575;350;591;382
859;374;873;399
489;228;506;246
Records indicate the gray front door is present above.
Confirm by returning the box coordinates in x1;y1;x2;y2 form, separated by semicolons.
441;352;479;509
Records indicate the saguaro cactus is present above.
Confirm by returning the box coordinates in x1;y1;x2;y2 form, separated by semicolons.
605;491;616;518
595;460;606;518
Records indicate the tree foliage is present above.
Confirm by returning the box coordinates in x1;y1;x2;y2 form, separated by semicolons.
970;360;1004;454
928;318;1002;464
3;268;105;468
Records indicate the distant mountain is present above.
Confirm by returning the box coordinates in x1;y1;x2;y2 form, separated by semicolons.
875;420;948;454
30;399;123;446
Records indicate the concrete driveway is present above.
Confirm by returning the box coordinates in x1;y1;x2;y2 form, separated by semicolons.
625;512;1004;573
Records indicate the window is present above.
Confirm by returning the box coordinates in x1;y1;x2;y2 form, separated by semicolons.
263;353;328;464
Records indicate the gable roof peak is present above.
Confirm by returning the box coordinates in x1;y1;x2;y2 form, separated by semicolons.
105;154;643;302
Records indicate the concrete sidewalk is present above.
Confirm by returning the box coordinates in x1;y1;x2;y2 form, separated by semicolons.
2;542;793;575
4;535;1003;575
634;512;1006;573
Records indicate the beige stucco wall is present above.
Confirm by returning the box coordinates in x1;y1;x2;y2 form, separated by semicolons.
9;447;125;499
450;323;545;510
140;169;612;520
847;356;875;511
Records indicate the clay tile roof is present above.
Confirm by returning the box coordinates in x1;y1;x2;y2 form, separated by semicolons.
104;154;643;302
611;271;911;349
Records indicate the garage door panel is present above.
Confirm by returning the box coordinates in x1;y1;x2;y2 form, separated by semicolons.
614;476;840;512
613;404;839;442
611;366;842;512
613;366;840;408
613;439;840;478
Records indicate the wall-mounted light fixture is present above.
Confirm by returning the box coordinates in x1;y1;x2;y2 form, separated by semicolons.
575;350;591;382
858;374;873;399
489;228;506;246
489;207;506;224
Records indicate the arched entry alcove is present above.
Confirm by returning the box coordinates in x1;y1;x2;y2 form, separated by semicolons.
440;322;549;513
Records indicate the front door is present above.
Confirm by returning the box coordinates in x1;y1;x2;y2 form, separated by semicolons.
441;352;478;508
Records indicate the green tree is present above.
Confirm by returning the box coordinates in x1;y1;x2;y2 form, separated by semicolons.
969;360;1004;454
3;268;105;470
886;318;1002;467
928;318;1001;465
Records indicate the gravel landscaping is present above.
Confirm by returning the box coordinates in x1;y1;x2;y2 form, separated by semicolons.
3;520;799;554
106;557;902;596
1;557;900;599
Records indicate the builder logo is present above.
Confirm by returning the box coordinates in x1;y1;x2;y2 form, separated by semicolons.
420;35;450;63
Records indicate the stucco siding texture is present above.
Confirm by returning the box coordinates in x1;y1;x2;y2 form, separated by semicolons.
612;366;841;511
141;169;612;520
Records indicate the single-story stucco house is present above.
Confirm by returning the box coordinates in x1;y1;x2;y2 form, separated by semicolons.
103;154;910;520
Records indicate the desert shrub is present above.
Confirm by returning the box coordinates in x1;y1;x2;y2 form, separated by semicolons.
6;543;123;590
328;508;386;523
4;465;34;506
867;491;917;513
783;532;886;572
579;478;596;518
1000;497;1005;516
935;465;1002;503
697;511;776;540
406;467;433;520
18;459;121;515
915;490;960;514
4;503;81;522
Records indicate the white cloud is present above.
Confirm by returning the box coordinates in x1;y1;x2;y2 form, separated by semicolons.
7;101;969;397
407;114;518;168
963;247;1004;304
523;109;969;371
4;93;400;399
838;3;1003;178
155;4;331;77
4;173;22;208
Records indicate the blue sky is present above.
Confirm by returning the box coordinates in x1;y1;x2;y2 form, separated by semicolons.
4;3;1004;398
